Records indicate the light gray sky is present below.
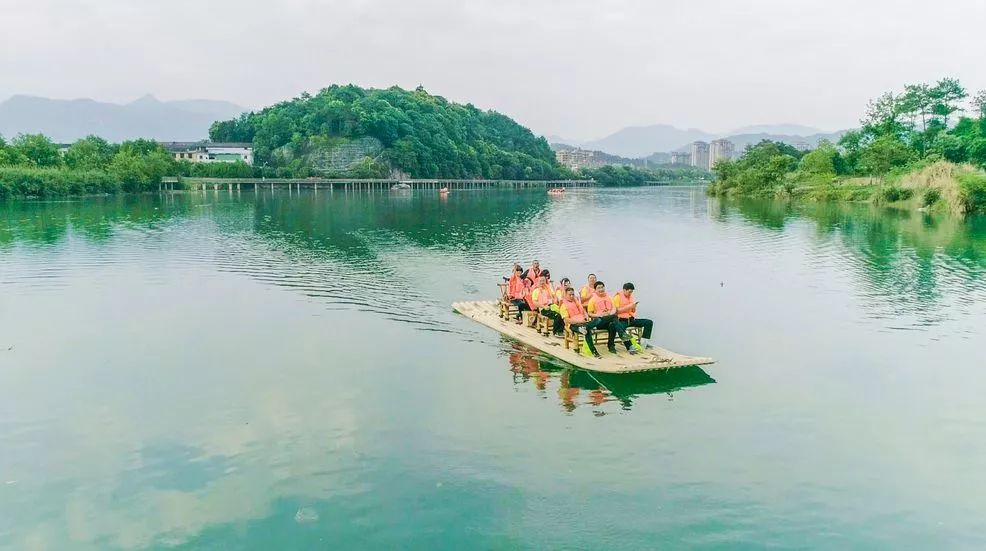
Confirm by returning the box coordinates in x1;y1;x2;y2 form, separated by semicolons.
2;0;985;140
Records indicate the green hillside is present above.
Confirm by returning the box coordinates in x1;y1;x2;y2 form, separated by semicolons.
209;85;565;179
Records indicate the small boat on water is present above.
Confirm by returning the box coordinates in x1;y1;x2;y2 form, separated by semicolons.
547;187;566;195
452;300;715;374
439;187;450;194
391;183;411;191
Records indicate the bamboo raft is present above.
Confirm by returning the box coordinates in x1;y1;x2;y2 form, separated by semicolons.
452;300;715;374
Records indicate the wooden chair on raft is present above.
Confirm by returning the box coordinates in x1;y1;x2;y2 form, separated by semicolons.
497;283;519;321
564;321;643;351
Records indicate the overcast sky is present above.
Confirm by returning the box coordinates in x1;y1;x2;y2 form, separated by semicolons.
2;0;985;140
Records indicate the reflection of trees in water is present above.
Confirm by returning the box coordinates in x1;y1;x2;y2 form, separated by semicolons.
717;198;986;326
503;342;715;414
0;192;554;334
246;189;550;261
0;194;195;248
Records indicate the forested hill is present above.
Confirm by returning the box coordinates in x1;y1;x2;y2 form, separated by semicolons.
209;85;563;179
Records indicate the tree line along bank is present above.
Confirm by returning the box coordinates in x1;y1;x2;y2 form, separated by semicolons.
708;78;986;215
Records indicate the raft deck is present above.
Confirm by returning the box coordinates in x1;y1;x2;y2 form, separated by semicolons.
452;300;715;374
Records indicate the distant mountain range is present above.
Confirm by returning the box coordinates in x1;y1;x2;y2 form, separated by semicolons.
0;95;248;143
548;123;847;158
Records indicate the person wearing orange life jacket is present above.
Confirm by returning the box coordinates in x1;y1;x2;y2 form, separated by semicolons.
539;269;553;293
579;273;597;305
522;259;542;286
558;286;601;357
523;277;536;310
612;282;653;350
555;277;572;302
531;274;564;336
507;264;530;323
586;280;636;355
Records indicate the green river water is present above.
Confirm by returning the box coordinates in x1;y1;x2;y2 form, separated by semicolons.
1;186;985;549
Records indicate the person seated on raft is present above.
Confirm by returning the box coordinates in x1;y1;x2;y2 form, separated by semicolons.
531;273;564;337
522;259;542;286
579;273;597;305
558;286;602;358
586;280;638;355
555;277;572;302
507;264;530;323
612;282;653;349
523;278;537;322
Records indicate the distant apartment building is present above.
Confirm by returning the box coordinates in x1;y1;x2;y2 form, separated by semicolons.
793;141;811;152
670;151;691;165
690;141;710;170
709;139;735;168
555;148;599;170
168;142;254;164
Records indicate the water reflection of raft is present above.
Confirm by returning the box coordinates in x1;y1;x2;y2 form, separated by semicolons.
452;300;715;374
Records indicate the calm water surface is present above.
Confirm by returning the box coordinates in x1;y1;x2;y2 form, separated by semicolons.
1;187;985;549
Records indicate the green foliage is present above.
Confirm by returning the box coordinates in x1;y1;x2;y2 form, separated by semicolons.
177;160;256;178
957;173;986;214
857;135;915;175
973;90;986;120
87;139;178;192
579;165;650;186
12;134;62;168
876;185;913;204
0;135;29;166
348;157;390;179
798;140;839;176
65;136;116;171
210;84;562;179
0;167;121;199
708;140;799;196
922;187;941;207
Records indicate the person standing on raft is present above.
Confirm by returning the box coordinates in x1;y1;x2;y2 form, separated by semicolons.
586;281;637;355
612;282;653;349
507;265;529;323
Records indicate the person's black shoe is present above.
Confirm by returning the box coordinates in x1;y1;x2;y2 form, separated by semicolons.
607;346;617;354
593;352;602;359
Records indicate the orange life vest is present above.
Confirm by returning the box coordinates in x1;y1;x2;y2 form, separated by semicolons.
531;284;555;308
579;284;594;303
561;298;588;323
587;292;613;316
613;290;637;319
525;266;542;285
554;285;567;301
525;287;536;310
508;275;526;300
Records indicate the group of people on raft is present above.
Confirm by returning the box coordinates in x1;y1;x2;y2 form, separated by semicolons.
504;259;654;359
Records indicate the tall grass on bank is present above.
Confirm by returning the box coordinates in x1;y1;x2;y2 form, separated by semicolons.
888;161;986;215
0;167;122;199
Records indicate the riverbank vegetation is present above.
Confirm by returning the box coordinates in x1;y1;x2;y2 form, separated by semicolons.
209;84;563;180
0;134;255;198
580;164;708;186
709;78;986;215
1;84;706;198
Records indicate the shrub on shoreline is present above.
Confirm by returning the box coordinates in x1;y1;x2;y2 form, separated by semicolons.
0;167;122;199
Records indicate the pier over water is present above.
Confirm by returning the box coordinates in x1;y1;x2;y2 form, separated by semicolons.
159;177;594;192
